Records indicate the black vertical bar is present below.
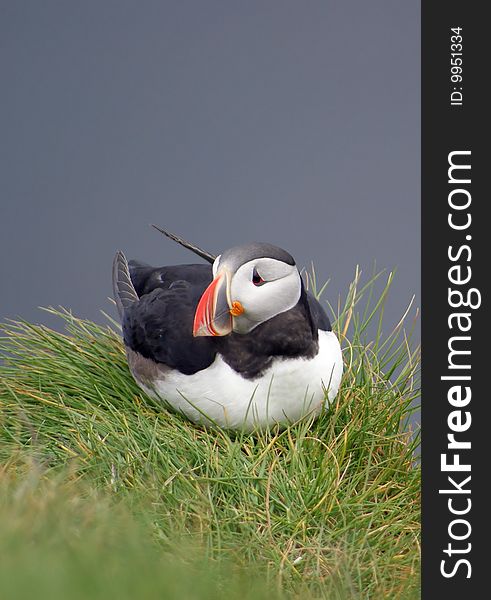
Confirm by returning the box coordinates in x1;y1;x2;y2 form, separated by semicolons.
422;2;487;597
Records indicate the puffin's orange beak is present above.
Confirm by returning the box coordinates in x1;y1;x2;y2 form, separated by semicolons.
193;272;234;337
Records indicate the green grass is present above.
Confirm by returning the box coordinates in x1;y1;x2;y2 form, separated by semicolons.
0;269;420;599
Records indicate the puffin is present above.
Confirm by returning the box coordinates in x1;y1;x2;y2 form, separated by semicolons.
112;227;343;430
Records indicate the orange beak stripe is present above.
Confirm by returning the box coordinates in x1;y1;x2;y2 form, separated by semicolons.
193;274;224;337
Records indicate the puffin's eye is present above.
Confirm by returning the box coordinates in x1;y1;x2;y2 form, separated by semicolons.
252;267;266;287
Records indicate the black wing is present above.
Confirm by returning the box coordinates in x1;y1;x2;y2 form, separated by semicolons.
128;260;212;301
113;253;216;374
305;291;332;332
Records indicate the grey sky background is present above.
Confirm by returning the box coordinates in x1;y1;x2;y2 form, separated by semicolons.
1;1;420;340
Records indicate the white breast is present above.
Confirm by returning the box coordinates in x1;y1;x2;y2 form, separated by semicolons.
135;330;343;431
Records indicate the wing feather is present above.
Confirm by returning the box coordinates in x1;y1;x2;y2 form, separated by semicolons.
112;251;139;318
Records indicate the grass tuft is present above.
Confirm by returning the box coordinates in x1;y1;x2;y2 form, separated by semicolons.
0;269;420;599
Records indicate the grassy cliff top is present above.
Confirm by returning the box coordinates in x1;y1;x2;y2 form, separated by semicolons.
0;269;420;599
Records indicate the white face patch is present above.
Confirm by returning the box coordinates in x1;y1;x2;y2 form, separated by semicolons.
229;258;301;333
252;257;293;282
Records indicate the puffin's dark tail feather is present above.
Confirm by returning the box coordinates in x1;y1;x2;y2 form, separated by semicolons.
151;224;216;264
112;251;139;319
